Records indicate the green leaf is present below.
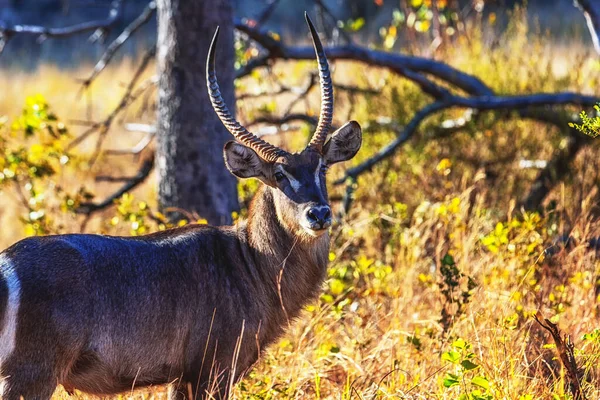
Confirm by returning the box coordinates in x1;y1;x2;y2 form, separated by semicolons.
441;254;455;266
452;338;467;349
471;375;490;390
441;350;461;364
443;373;459;388
461;359;479;370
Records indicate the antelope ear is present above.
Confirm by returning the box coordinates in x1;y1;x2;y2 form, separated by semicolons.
322;121;362;164
223;141;271;179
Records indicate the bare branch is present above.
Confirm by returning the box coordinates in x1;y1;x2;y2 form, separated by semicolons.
334;92;598;186
238;75;378;101
234;18;600;213
284;72;317;115
237;87;289;101
79;1;157;90
0;0;124;54
235;54;271;80
313;0;354;45
76;154;154;215
452;92;599;110
68;47;156;153
255;0;282;28
333;82;379;96
105;132;155;156
234;18;493;96
334;102;449;185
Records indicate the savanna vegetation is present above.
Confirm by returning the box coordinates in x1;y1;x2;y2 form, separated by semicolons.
1;1;600;399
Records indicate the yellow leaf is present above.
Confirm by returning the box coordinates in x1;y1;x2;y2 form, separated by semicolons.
28;143;45;163
415;20;431;33
330;279;345;295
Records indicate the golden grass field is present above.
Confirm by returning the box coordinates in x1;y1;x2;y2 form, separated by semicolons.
1;9;600;399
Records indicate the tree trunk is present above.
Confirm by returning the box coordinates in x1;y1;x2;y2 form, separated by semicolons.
156;0;238;225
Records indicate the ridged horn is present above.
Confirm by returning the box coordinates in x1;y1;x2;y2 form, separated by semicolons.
207;27;286;163
305;12;333;153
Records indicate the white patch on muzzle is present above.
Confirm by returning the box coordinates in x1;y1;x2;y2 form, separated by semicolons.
0;254;21;372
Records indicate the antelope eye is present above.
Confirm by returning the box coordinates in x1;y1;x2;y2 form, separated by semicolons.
274;171;286;182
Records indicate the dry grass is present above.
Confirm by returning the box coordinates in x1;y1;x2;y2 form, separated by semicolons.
1;10;600;400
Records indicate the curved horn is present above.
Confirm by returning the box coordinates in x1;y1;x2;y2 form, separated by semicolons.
305;13;333;153
207;27;286;163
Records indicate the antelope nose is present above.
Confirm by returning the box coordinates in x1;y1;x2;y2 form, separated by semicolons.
306;206;332;230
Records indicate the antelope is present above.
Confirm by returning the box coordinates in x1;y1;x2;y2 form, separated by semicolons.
0;14;361;400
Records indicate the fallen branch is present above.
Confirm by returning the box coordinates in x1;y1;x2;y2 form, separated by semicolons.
234;18;493;97
234;17;600;212
334;93;598;186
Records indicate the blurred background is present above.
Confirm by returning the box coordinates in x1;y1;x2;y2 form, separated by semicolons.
0;0;591;67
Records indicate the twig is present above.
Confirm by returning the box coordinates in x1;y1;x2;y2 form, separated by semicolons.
96;175;138;182
334;102;450;185
76;154;154;215
238;78;378;101
105;132;155;156
68;47;156;156
255;0;282;28
237;85;291;101
534;312;587;400
79;1;157;92
0;0;124;54
314;0;354;45
68;119;100;127
285;72;317;115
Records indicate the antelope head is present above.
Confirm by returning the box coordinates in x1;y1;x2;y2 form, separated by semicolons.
207;14;362;239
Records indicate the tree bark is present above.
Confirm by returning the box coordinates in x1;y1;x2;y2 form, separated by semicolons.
156;0;238;224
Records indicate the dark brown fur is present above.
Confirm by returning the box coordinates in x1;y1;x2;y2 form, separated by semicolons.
0;121;361;400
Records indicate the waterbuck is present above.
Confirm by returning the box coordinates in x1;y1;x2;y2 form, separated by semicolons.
0;14;361;400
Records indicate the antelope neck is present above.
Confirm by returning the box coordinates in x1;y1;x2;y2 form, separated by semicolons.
242;185;329;317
